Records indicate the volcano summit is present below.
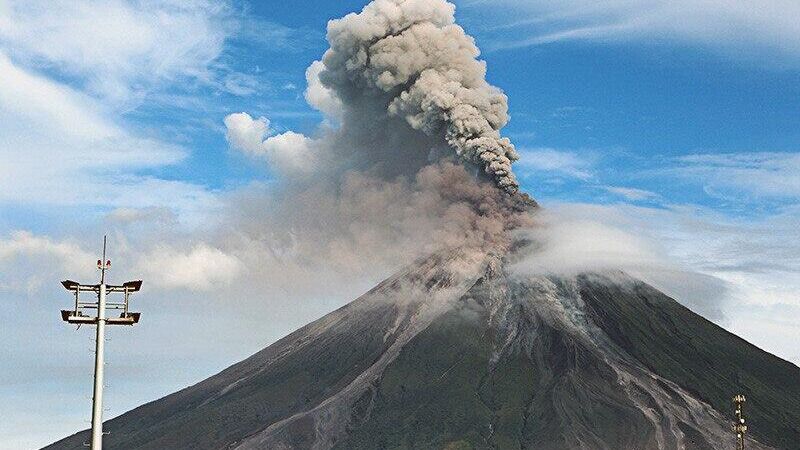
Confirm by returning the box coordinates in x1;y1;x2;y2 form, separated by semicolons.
47;246;800;449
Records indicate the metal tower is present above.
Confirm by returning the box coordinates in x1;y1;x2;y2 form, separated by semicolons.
59;236;143;450
733;394;747;450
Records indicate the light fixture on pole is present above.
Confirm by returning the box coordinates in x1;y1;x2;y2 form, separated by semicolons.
733;394;748;450
60;236;143;450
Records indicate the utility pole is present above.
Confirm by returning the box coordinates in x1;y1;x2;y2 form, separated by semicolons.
60;236;143;450
733;394;747;450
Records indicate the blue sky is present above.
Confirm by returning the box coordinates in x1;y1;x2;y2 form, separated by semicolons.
1;1;799;448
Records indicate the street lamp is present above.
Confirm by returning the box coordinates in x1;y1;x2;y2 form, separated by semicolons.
59;236;143;450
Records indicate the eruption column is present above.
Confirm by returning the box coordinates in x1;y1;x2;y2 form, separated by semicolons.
317;0;521;193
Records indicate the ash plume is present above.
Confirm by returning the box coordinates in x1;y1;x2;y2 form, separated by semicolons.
223;0;536;297
224;162;533;286
316;0;521;194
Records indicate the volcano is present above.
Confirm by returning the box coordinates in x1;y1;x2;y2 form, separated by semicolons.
46;248;800;450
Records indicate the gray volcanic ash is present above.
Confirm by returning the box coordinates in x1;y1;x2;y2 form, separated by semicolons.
318;0;521;193
221;0;534;291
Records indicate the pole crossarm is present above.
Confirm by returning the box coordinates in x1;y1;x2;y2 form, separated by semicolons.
61;280;142;293
61;280;100;292
60;310;141;325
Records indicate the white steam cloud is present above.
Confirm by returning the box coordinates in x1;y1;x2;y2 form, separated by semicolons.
224;112;315;175
509;205;732;321
136;243;242;292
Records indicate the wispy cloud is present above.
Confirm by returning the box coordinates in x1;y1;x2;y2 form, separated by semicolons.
516;147;594;180
516;201;800;356
465;0;800;64
516;146;800;211
603;185;659;201
0;0;232;105
0;50;220;223
0;0;311;224
672;152;800;199
233;15;323;53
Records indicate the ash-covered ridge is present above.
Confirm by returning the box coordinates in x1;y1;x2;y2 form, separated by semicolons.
47;247;800;450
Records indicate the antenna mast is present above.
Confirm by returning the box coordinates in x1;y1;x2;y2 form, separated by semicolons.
59;236;143;450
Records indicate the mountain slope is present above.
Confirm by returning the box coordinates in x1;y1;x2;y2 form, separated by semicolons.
578;276;800;449
46;251;799;449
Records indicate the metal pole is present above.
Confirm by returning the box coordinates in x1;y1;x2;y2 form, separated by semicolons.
90;238;108;450
59;236;143;448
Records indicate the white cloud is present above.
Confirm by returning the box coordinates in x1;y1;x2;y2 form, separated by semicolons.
727;303;800;366
304;60;343;121
517;148;800;206
224;112;315;175
0;1;318;110
0;52;184;168
525;202;800;304
516;147;594;180
223;112;270;154
0;231;96;294
0;231;242;294
514;209;663;274
0;0;230;104
222;72;260;97
475;0;800;64
235;15;322;53
0;231;94;271
103;177;221;226
0;0;318;224
0;51;118;141
260;131;316;173
106;207;177;225
514;202;800;354
0;37;218;224
603;185;659;201
137;243;243;292
673;152;800;199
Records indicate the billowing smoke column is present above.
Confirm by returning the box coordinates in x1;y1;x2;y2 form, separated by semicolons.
317;0;521;194
223;0;536;289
